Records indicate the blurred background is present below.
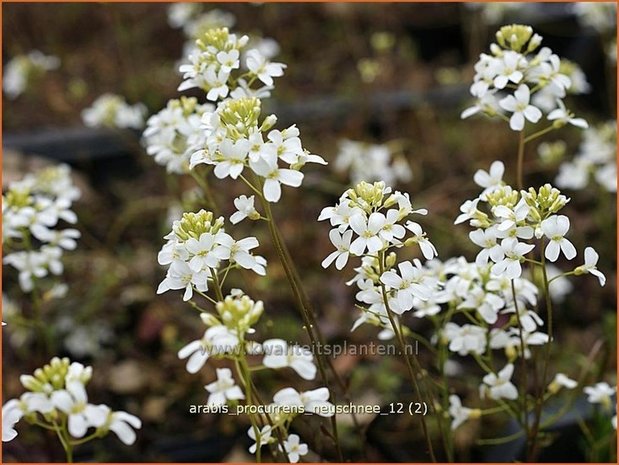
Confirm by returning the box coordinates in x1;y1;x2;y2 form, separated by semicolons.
2;2;617;462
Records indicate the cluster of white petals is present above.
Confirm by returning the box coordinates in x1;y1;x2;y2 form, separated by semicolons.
143;97;215;174
178;27;285;101
189;96;325;202
334;139;412;186
157;210;266;301
462;24;588;132
3;164;81;292
556;121;617;193
2;358;141;445
82;93;146;130
456;160;606;286
3;50;59;99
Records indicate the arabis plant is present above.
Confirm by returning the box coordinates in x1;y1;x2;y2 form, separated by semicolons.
2;358;142;461
156;209;266;301
175;287;332;462
462;24;588;129
320;180;439;459
178;27;285;101
556;121;617;193
3;164;81;293
334;139;412;186
143;97;215;174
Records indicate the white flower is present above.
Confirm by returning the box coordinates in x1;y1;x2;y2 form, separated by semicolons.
584;382;615;410
480;364;518;400
178;325;239;373
474;161;504;198
499;84;542;131
458;288;504;324
540;215;576;262
380;260;432;314
279;434;309;463
443;323;487;356
213;139;250;179
246;49;286;86
230;195;259;224
156;260;210;301
3;251;47;292
98;405;142;445
493;198;530;233
454;198;480;225
217;49;240;73
547;100;588;129
247;425;273;454
273;387;334;417
249;153;303;202
51;381;108;438
2;401;22;442
185;232;228;272
82;94;145;129
218;235;266;275
204;67;231;101
548;373;577;393
491;237;535;279
349;212;386;255
492;51;525;89
266;128;303;164
469;227;503;266
577;247;606;286
461;92;501;120
262;339;316;380
448;395;479;430
3;50;60;99
205;368;245;405
405;221;438;260
322;229;353;270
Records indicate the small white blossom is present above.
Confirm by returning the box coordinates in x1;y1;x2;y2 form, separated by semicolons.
540;215;576;262
279;434;309;463
499;84;542;131
230;195;259;224
480;364;518;400
205;368;245;405
262;339;316;380
273;387;334;417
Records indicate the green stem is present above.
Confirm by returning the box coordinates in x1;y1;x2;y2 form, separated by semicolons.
524;125;555;144
516;130;526;190
528;252;554;460
511;279;531;444
257;188;350;461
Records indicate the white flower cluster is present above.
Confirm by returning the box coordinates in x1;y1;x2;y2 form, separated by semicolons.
3;164;81;292
2;357;141;445
178;27;285;101
455;160;606;285
189;96;326;202
177;290;329;462
320;181;438;337
556;121;617;193
143;97;215;174
82;93;146;130
462;24;589;131
334;139;412;186
3;50;60;99
157;209;266;301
